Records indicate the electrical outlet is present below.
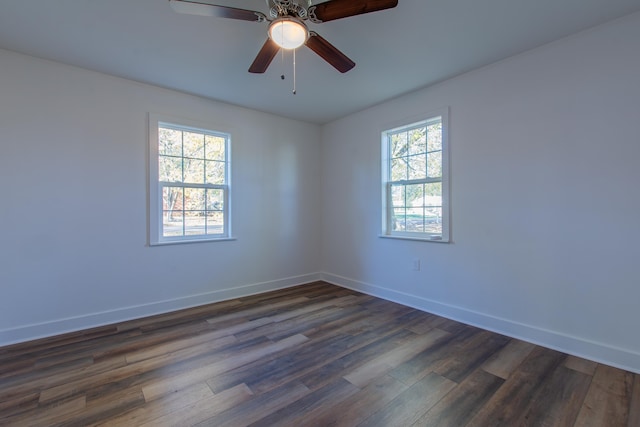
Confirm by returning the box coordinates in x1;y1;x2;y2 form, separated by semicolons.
412;259;421;271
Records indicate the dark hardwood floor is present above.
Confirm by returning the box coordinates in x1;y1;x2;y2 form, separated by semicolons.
0;282;638;426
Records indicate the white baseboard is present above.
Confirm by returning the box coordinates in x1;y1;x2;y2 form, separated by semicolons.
5;271;639;374
0;273;322;347
321;272;640;374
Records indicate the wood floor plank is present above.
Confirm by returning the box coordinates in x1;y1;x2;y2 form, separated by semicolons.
242;332;365;395
343;327;450;388
293;308;370;341
388;326;479;386
239;316;422;396
1;395;87;427
0;325;119;361
141;333;308;401
1;355;127;403
234;298;362;342
139;383;253;427
0;391;39;419
89;321;212;362
205;296;310;326
414;368;504;426
28;319;209;367
434;329;511;383
265;306;357;341
37;362;133;404
0;282;636;427
36;333;238;404
95;382;214;426
298;329;418;392
238;281;332;305
406;312;449;335
248;378;360;427
206;332;355;395
628;374;640;427
0;356;36;379
125;332;237;364
465;346;567;427
482;338;536;379
574;364;633;427
517;364;592;427
1;354;94;387
311;374;408;427
118;299;242;332
58;389;145;427
565;354;599;376
358;372;456;427
246;334;347;392
193;381;311;427
268;295;362;323
357;296;410;315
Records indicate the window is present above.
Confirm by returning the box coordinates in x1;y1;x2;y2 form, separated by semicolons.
149;115;231;245
382;110;449;242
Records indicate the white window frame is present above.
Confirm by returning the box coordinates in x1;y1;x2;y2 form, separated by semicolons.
381;108;450;242
148;113;232;245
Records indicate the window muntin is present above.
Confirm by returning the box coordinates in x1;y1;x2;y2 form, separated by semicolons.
382;112;449;241
150;116;231;244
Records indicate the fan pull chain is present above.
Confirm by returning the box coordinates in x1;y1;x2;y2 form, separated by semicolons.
293;48;297;95
280;23;286;81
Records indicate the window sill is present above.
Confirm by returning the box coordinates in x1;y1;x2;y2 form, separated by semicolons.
150;237;237;246
378;234;449;243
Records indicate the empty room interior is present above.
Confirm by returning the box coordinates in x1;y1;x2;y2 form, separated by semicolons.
1;0;640;425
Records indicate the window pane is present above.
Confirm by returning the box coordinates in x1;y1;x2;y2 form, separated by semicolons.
424;182;442;206
184;159;205;184
183;131;205;159
425;207;442;234
405;183;424;207
427;122;442;152
159;128;182;156
390;132;407;158
162;186;183;212
205;135;226;161
159;156;182;182
408;154;427;180
205;160;225;185
184;211;206;236
206;211;224;234
427;151;442;178
163;210;184;237
207;188;224;211
391;158;407;181
406;207;424;232
409;127;426;155
391;185;405;207
392;208;406;231
184;188;205;211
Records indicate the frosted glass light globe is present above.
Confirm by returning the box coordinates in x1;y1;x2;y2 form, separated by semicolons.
269;18;308;49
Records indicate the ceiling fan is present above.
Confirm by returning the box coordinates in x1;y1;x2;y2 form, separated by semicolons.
168;0;399;74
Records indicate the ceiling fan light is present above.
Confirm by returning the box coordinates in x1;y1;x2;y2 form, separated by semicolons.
268;18;308;49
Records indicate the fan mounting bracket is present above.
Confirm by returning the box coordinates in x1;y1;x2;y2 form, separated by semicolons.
269;0;310;20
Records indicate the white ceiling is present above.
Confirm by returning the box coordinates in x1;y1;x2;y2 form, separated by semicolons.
1;0;640;124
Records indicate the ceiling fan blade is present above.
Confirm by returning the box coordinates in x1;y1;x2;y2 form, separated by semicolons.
306;32;355;73
310;0;398;22
248;39;280;73
169;0;266;22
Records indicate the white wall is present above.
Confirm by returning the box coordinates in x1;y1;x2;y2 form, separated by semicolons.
0;49;322;345
320;12;640;372
2;12;640;374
